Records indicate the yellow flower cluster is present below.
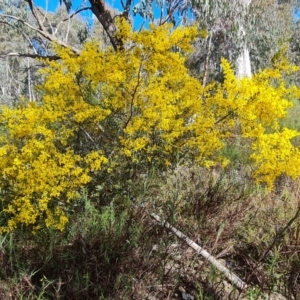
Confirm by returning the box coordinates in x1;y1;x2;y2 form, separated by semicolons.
0;103;99;232
251;129;300;188
0;20;299;232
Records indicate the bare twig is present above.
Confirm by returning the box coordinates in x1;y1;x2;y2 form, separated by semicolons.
122;0;132;19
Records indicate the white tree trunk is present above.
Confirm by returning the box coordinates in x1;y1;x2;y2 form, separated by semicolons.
236;47;252;78
236;0;252;78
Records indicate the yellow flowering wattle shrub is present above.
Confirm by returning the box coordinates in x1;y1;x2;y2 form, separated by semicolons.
0;20;299;232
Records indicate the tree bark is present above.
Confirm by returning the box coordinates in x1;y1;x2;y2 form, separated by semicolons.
89;0;126;51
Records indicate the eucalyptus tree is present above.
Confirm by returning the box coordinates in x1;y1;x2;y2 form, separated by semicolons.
291;20;300;62
186;0;252;84
288;19;300;85
248;0;295;72
0;0;33;104
0;0;89;104
187;0;296;83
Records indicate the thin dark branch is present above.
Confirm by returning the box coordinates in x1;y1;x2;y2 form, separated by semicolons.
262;207;300;262
124;59;144;129
61;7;92;22
0;52;60;60
24;0;34;11
215;110;236;125
123;0;132;19
138;21;145;32
121;0;125;10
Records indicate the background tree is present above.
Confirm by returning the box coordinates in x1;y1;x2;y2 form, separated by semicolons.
288;17;300;85
187;0;251;83
187;0;296;83
0;0;298;93
248;0;295;72
0;0;35;104
0;0;90;104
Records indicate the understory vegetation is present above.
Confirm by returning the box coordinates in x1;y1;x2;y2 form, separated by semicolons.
0;10;300;300
1;163;300;299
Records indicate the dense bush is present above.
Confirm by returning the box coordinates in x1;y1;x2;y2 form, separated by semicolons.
0;21;299;233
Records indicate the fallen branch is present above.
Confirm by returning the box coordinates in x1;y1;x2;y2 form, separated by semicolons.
150;212;248;290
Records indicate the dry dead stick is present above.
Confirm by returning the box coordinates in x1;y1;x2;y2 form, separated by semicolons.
150;212;248;290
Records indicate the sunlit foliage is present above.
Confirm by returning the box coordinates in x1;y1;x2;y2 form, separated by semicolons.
0;20;299;232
